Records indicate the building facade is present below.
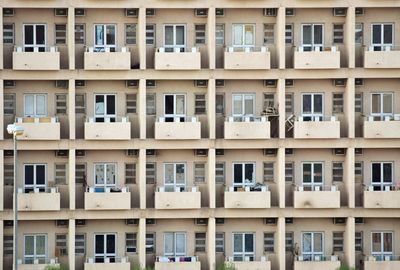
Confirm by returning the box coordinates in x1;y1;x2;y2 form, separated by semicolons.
0;0;400;270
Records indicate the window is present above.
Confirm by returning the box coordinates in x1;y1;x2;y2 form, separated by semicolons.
4;235;13;256
195;24;206;45
233;233;255;261
355;232;363;252
301;232;324;261
285;93;294;114
194;163;206;183
164;232;186;256
55;234;68;256
355;162;363;183
301;93;323;121
195;94;206;114
332;232;344;252
94;233;116;263
233;163;255;187
232;94;255;118
95;94;116;122
195;233;206;252
332;93;344;114
146;24;156;45
285;162;294;182
125;233;137;253
55;163;67;185
24;94;47;117
75;94;86;114
3;24;14;44
75;24;85;44
216;24;225;46
263;24;275;44
55;24;67;44
332;162;343;182
164;94;186;120
125;24;137;45
263;93;275;110
125;163;136;184
23;24;46;51
146;93;156;115
216;93;225;115
75;234;86;255
75;163;86;184
333;24;344;44
126;94;137;114
146;162;156;184
94;163;116;190
355;93;363;113
164;163;186;190
24;164;46;192
301;24;324;51
4;164;14;186
215;162;225;184
263;162;274;182
146;233;155;254
233;24;255;48
264;232;275;252
216;232;225;253
355;23;363;45
285;232;294;252
371;23;393;51
94;24;116;50
371;162;393;190
371;232;393;257
4;94;15;115
55;94;67;114
371;93;393;120
24;234;47;264
302;162;323;188
164;24;186;51
285;24;293;45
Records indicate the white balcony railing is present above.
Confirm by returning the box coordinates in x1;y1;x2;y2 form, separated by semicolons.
226;184;268;192
158;47;198;53
297;255;339;262
225;116;269;123
156;256;198;263
18;186;58;194
157;116;198;123
86;116;129;123
85;46;128;53
87;186;129;193
157;186;198;193
14;46;58;52
16;116;58;123
366;255;400;262
226;46;268;53
85;257;129;263
297;45;338;53
295;185;337;192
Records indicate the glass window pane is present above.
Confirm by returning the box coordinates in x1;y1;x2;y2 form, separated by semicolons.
233;25;243;46
106;25;116;46
233;164;243;184
95;95;105;115
106;235;115;254
176;26;185;46
95;25;104;46
382;94;392;114
383;233;393;252
36;235;46;255
175;164;185;184
244;25;254;45
302;233;312;252
244;234;254;252
233;234;243;252
313;94;323;114
244;164;254;183
313;25;323;44
164;95;174;115
372;233;381;253
302;25;312;45
164;233;174;254
313;163;323;183
176;95;185;115
25;236;35;255
36;95;46;116
302;95;312;114
95;165;105;185
371;94;381;114
233;95;243;115
35;25;45;45
176;233;186;254
302;164;312;183
24;25;34;45
372;163;381;183
95;235;104;254
165;26;174;46
106;95;116;115
244;95;254;115
36;165;46;185
25;166;34;185
314;233;323;252
383;25;393;44
106;164;116;185
383;163;392;183
24;95;34;116
164;164;174;184
372;25;382;44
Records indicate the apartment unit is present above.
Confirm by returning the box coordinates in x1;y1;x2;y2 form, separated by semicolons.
0;1;400;270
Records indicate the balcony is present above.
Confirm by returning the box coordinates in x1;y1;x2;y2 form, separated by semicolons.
294;256;340;270
17;188;60;211
224;185;270;208
224;47;271;70
364;255;400;270
155;47;201;70
84;47;131;70
294;116;340;139
155;117;201;140
294;185;340;208
18;258;60;270
364;46;400;68
224;116;270;139
294;46;340;69
363;185;400;208
84;187;131;210
13;46;60;70
85;258;130;270
155;186;201;209
15;117;60;140
363;116;400;138
155;256;200;270
226;257;271;270
84;117;131;140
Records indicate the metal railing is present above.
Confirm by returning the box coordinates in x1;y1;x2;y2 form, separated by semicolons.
85;46;129;53
365;255;400;261
225;255;269;262
86;116;130;123
364;183;400;192
15;116;58;124
365;115;400;122
225;116;270;122
225;46;269;53
156;256;198;263
18;186;59;194
14;46;58;52
157;116;198;123
87;186;130;193
366;45;400;52
157;186;199;192
157;47;199;53
85;257;129;263
18;257;59;265
296;45;338;52
296;255;339;262
295;185;338;192
297;116;337;122
226;184;268;192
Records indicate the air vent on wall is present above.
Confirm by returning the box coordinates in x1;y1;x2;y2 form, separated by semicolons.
194;149;208;157
4;220;13;227
216;8;225;17
55;8;68;17
75;8;85;16
333;217;346;225
195;218;208;225
4;80;16;88
146;219;156;225
195;9;208;17
216;149;225;156
126;8;138;17
263;149;277;157
75;80;85;87
355;78;364;86
146;149;157;156
355;148;363;156
55;220;69;227
76;219;86;226
216;218;225;225
333;148;346;156
285;218;293;224
333;8;346;17
55;150;68;157
4;150;14;157
126;149;138;157
126;219;139;225
76;150;86;157
264;218;277;225
3;8;14;16
126;80;139;88
216;79;225;87
146;9;156;16
285;148;294;156
55;80;68;89
146;80;156;88
285;79;294;87
355;8;364;16
263;8;277;17
264;80;277;87
286;8;295;16
355;217;364;224
333;79;346;87
195;80;208;88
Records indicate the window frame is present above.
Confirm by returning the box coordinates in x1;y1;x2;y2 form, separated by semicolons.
125;23;137;45
163;24;186;51
301;93;324;121
301;23;324;51
301;162;324;188
371;23;394;51
93;163;117;189
370;162;393;190
232;232;255;261
23;164;47;192
163;163;186;190
23;234;47;264
23;24;47;51
301;232;324;261
163;232;186;257
371;231;393;257
232;24;256;48
94;233;117;263
24;94;47;117
232;162;256;187
370;92;393;120
93;24;117;50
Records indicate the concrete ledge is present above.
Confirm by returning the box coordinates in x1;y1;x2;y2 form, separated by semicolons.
294;260;340;270
155;262;201;270
294;191;340;208
84;192;131;210
84;122;131;140
364;50;400;68
224;121;270;139
364;121;400;138
155;52;201;70
84;52;131;70
294;121;340;139
294;51;340;69
18;192;61;211
363;191;400;208
155;191;201;209
224;51;271;70
155;122;201;140
224;191;271;208
13;52;60;70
